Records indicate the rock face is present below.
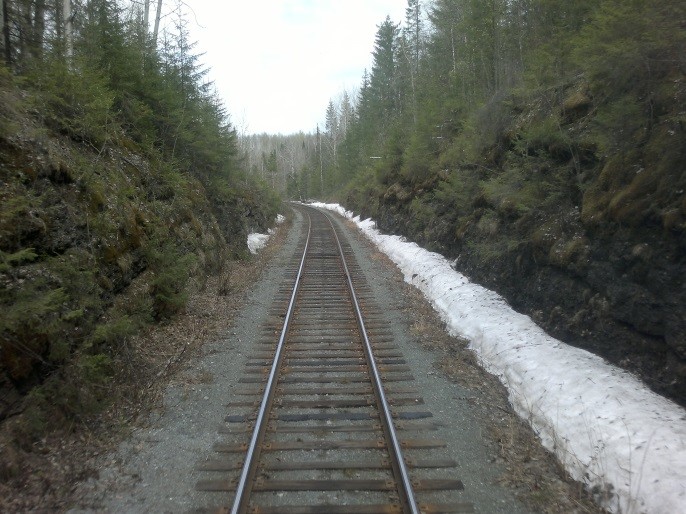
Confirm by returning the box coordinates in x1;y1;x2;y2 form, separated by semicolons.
345;79;686;407
358;196;686;407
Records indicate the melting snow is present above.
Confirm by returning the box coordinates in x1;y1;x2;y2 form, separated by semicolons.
246;214;284;254
247;232;271;254
311;202;686;514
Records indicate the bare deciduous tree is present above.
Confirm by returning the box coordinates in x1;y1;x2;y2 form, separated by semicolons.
152;0;162;46
63;0;72;60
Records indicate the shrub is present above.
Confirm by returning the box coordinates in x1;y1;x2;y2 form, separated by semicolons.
0;248;38;272
0;283;68;380
27;59;116;146
592;95;645;154
480;166;546;217
144;236;197;320
514;116;569;161
87;315;140;351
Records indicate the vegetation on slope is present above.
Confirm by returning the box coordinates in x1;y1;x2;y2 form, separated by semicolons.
0;0;279;462
281;0;686;404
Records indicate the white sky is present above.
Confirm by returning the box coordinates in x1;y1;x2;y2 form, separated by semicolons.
175;1;408;135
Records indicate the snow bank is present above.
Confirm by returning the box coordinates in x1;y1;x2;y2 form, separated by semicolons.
246;214;285;254
311;202;686;514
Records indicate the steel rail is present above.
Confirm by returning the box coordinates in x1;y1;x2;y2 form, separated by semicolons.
230;212;313;514
323;210;421;514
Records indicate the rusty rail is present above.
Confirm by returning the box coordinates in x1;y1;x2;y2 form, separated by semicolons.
197;205;471;514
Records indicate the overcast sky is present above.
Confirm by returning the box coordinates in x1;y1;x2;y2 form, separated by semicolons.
173;1;408;135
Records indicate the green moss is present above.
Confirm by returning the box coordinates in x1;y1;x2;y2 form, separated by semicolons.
581;154;635;224
480;167;546;217
593;95;645;154
582;115;686;229
466;236;520;263
88;187;106;213
549;236;590;269
476;211;500;236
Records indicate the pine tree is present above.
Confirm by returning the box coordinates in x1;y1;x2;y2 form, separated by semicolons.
403;0;423;73
339;90;354;135
400;0;424;127
369;16;401;122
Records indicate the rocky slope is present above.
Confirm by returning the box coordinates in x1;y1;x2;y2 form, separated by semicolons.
344;74;686;406
0;72;279;452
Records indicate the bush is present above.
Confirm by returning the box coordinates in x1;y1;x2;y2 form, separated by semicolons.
144;236;197;320
592;95;645;153
27;59;116;145
480;166;546;217
0;248;38;272
87;315;140;351
514;116;569;160
0;283;68;380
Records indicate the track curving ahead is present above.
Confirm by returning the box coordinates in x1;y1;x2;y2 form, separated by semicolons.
196;205;471;514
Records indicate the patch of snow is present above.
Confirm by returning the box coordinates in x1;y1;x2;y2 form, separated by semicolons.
247;214;285;254
247;232;270;254
310;202;686;514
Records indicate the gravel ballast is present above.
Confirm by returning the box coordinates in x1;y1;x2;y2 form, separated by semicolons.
69;206;602;513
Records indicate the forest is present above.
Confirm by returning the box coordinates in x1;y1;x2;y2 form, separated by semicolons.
0;0;279;467
254;0;686;406
0;0;685;507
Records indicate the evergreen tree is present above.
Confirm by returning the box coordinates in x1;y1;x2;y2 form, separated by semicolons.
400;0;424;127
369;16;401;126
403;0;424;75
339;90;354;135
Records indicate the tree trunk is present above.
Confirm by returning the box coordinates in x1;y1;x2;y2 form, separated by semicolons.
144;0;150;30
0;0;5;64
34;1;46;59
152;0;162;47
2;0;8;64
317;125;323;195
55;0;62;40
19;1;30;60
0;0;3;50
63;0;72;60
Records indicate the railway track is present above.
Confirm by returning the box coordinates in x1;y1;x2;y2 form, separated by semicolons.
196;205;472;513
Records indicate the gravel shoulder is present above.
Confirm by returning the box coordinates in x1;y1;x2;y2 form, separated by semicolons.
64;205;603;513
326;210;602;514
67;209;304;513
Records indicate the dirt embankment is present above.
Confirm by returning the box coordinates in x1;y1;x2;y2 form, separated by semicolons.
0;210;291;512
0;77;279;505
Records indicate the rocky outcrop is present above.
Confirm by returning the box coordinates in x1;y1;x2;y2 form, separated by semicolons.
0;84;279;431
345;77;686;407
